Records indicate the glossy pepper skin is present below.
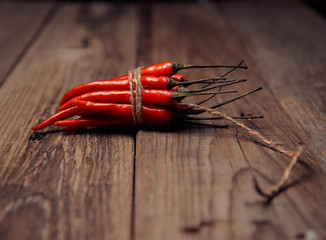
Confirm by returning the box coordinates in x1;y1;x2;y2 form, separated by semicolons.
73;100;172;123
32;106;80;130
141;62;175;76
169;73;184;82
32;107;99;130
59;90;176;111
55;116;134;128
59;60;245;106
32;61;249;131
60;75;182;106
54;116;171;128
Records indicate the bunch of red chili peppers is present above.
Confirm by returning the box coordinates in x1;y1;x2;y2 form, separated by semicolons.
32;61;261;131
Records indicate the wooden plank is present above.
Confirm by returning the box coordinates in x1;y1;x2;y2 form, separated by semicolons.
215;1;326;238
223;1;326;238
134;4;260;240
134;2;326;240
0;3;138;240
219;1;326;239
221;0;326;170
0;2;54;86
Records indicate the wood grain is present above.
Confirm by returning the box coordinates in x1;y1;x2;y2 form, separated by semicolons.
221;0;326;170
0;2;54;86
133;2;326;240
0;3;138;240
220;1;326;238
0;1;325;240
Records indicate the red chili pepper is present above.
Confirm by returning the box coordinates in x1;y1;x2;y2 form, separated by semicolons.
59;75;229;106
34;88;227;130
59;61;246;106
54;116;134;128
31;61;252;131
55;114;263;130
60;89;203;111
60;90;172;110
54;116;171;129
73;100;172;123
31;106;102;130
59;75;182;106
170;73;185;82
141;61;247;77
32;106;80;130
59;88;236;111
32;103;174;130
32;86;259;131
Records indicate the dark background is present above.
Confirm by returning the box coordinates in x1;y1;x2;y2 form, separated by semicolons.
302;0;326;16
3;0;326;17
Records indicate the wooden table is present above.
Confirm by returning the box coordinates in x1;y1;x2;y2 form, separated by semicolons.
1;1;325;239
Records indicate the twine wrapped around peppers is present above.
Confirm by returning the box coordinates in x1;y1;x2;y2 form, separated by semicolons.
31;61;304;200
127;65;303;200
128;67;144;126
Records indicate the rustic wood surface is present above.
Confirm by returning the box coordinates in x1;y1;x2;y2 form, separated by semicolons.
0;1;325;240
0;2;54;86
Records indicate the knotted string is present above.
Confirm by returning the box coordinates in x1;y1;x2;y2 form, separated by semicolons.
177;102;304;199
127;67;303;199
128;67;143;126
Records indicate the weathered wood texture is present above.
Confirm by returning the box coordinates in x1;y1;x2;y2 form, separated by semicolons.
0;3;137;240
0;1;325;240
221;0;326;170
134;2;326;240
0;2;54;85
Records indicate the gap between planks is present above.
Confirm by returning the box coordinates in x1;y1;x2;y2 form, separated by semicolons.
0;2;57;88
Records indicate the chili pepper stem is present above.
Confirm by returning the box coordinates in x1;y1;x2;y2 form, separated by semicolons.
221;60;247;77
196;61;247;90
186;79;246;93
172;90;237;101
184;115;263;120
198;79;245;84
173;62;248;72
169;77;227;88
180;87;262;116
211;87;262;109
195;94;217;105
